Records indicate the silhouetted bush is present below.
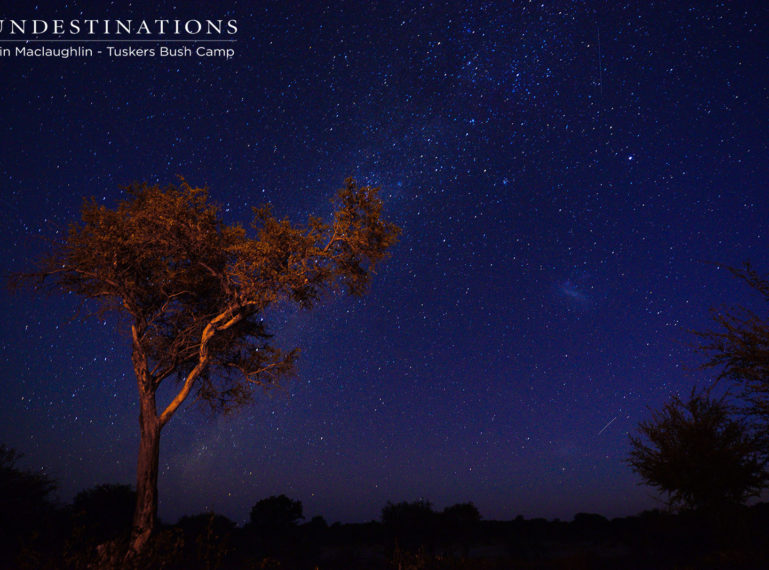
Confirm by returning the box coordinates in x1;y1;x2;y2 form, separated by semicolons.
249;494;304;530
0;444;59;567
242;495;305;562
71;483;135;543
174;512;236;569
629;389;769;516
571;512;609;541
382;500;438;552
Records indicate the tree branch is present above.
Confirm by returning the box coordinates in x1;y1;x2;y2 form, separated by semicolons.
158;308;244;427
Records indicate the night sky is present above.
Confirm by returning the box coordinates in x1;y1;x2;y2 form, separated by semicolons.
2;1;768;525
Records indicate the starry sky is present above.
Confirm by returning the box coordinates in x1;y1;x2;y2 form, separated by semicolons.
2;1;768;525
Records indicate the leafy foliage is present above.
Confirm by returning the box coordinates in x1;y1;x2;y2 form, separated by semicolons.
698;263;769;425
28;177;399;419
628;389;769;513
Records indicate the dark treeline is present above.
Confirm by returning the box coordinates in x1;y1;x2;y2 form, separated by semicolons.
3;446;769;569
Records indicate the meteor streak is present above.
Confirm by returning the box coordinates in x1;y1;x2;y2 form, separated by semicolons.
597;416;617;435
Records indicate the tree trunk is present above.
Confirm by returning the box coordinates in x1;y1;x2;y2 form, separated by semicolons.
124;390;161;565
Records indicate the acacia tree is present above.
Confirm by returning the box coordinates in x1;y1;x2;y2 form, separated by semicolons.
628;389;768;514
698;263;769;427
20;178;399;562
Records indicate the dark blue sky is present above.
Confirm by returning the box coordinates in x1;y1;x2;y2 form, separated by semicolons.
2;1;768;524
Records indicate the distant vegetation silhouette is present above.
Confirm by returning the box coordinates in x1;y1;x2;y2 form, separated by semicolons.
2;455;769;569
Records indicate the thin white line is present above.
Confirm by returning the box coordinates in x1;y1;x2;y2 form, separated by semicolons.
597;416;616;435
597;21;602;96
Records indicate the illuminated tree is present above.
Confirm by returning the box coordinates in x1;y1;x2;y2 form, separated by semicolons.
18;178;399;563
628;389;768;514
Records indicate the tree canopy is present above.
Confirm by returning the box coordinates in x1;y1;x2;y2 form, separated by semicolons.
698;263;769;426
628;389;768;513
32;178;399;419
